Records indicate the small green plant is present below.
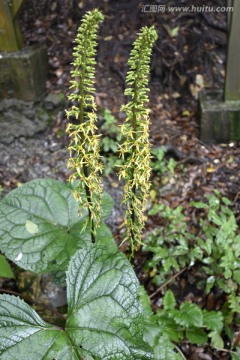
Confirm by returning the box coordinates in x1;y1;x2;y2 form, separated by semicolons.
151;147;176;176
100;109;121;153
144;192;240;314
143;193;240;359
0;9;158;360
99;108;123;175
155;290;240;359
143;286;240;360
144;203;197;285
157;290;224;348
140;287;185;360
192;192;240;296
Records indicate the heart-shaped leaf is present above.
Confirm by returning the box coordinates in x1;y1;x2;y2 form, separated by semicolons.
0;179;91;273
0;294;78;360
0;245;153;359
66;245;153;359
51;222;117;286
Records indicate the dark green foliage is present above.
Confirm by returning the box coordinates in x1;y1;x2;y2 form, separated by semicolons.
0;179;114;274
144;192;240;312
0;246;153;359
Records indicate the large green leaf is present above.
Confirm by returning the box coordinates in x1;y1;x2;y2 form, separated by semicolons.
0;245;153;359
0;295;77;360
51;222;117;286
0;179;91;273
66;245;153;359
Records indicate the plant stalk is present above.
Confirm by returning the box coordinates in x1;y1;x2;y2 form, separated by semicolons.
129;38;149;249
78;45;95;243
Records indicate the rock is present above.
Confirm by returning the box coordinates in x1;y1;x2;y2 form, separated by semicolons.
43;93;63;110
0;108;49;144
0;94;64;144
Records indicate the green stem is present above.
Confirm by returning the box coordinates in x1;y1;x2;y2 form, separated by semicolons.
129;40;145;246
130;106;137;247
79;34;95;243
83;164;95;243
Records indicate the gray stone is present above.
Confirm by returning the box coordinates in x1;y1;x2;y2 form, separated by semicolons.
0;107;49;144
0;45;48;102
43;93;63;110
0;98;32;112
199;90;240;143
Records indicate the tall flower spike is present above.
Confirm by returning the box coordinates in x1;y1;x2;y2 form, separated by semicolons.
66;9;104;241
118;26;158;254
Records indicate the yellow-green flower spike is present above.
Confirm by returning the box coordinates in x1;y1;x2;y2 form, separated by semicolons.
66;9;104;239
119;26;158;254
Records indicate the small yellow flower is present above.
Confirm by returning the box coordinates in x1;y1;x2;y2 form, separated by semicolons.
118;26;157;253
66;9;104;234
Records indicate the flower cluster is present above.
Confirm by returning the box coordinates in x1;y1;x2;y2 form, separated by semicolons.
66;9;104;229
119;26;158;252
